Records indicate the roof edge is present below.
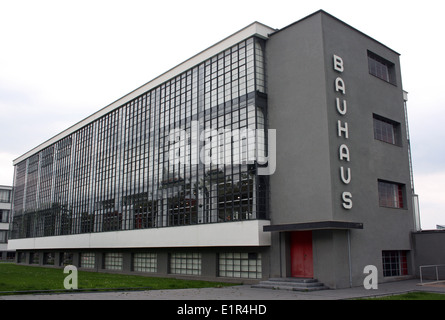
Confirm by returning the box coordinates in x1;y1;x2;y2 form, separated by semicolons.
270;9;400;56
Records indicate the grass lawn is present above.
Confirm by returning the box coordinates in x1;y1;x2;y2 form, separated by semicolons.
365;292;445;300
0;263;237;294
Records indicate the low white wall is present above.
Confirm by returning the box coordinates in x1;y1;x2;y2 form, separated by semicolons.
8;220;271;250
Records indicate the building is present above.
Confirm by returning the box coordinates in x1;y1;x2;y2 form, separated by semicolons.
412;229;445;281
8;10;417;288
0;185;14;261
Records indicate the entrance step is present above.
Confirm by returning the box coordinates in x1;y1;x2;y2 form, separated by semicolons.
252;278;329;292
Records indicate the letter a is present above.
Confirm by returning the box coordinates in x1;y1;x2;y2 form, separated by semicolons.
335;77;346;95
363;265;378;290
339;144;350;162
64;265;78;290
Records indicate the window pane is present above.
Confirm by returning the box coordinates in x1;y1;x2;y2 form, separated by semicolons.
80;252;96;269
0;190;11;203
0;210;9;223
382;251;409;277
218;252;262;279
104;253;123;270
0;231;7;243
170;253;201;275
378;181;404;208
368;51;395;84
133;253;157;273
374;117;396;144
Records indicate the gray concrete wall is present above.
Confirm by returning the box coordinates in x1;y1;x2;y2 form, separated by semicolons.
14;246;269;283
412;230;445;278
266;11;416;288
312;230;351;289
267;12;333;226
320;13;415;287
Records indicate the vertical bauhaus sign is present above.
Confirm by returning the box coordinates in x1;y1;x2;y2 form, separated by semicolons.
333;55;352;210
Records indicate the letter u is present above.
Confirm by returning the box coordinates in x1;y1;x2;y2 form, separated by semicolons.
340;167;351;184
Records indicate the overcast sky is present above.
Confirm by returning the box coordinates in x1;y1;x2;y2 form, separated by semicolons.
0;0;443;229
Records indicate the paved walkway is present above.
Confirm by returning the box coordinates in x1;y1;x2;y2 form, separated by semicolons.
1;279;445;300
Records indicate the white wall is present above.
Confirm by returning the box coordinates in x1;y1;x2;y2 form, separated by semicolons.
8;220;271;250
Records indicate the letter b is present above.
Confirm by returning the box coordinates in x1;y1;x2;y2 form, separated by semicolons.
333;55;344;72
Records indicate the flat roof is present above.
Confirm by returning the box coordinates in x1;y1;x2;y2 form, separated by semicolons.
13;21;276;165
270;10;400;55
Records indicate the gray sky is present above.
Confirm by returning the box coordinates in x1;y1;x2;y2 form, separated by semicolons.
0;0;444;229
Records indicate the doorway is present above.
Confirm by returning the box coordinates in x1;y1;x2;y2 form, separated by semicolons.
290;231;314;278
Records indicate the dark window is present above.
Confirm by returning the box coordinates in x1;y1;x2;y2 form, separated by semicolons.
373;115;401;145
0;210;9;223
30;252;40;265
378;180;405;209
43;252;55;265
17;252;26;263
368;51;396;85
59;252;73;266
0;189;11;203
6;252;15;261
0;231;7;243
382;251;408;277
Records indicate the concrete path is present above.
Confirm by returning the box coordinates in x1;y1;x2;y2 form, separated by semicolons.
1;279;445;300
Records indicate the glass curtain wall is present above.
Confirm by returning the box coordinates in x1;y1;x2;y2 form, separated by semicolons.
10;37;268;239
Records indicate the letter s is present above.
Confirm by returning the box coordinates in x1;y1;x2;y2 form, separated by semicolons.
342;192;353;210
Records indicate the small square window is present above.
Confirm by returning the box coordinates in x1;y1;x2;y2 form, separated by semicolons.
382;251;409;277
104;253;123;270
43;252;55;265
378;180;405;209
80;252;96;269
373;115;401;146
368;51;396;85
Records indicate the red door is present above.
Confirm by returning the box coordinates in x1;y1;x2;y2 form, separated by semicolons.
290;231;314;278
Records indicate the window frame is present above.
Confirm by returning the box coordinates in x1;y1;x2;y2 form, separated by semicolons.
170;252;202;275
373;114;402;146
218;252;262;279
367;51;396;85
382;250;409;277
0;210;10;223
103;252;123;271
133;252;157;273
0;230;7;243
0;189;11;203
378;180;405;209
80;252;96;269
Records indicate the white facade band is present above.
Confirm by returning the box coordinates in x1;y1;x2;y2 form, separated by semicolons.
7;220;271;250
